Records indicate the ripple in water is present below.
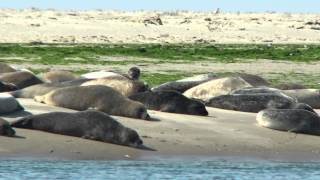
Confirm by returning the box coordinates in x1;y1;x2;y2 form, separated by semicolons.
0;160;320;179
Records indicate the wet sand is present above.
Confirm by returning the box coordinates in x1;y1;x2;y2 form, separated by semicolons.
1;98;320;161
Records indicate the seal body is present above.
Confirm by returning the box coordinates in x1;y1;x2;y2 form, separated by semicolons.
0;93;24;114
0;118;15;137
10;78;91;98
34;85;150;120
231;87;281;95
81;76;148;97
184;77;252;101
0;63;16;73
281;89;320;108
11;111;143;147
152;74;217;93
129;91;208;116
0;81;18;92
0;71;43;89
234;73;270;87
42;70;78;83
257;109;320;135
81;71;123;79
205;93;296;112
274;83;306;90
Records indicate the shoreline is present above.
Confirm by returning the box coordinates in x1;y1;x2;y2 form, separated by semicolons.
1;99;320;162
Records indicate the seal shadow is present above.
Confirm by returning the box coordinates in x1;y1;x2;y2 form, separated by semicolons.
137;144;157;151
11;135;26;139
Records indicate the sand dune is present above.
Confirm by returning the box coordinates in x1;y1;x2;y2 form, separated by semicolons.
0;9;319;44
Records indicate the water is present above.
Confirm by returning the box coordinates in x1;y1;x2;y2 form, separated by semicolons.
0;160;320;180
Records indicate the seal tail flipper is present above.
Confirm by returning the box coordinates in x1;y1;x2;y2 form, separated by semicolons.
10;117;32;128
9;90;22;98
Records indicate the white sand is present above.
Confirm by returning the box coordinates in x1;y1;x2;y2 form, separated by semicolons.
0;9;319;44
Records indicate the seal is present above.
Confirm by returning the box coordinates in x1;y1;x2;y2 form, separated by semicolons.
231;87;281;95
183;77;252;101
125;67;141;80
81;76;149;97
10;78;92;98
234;73;270;87
281;89;320;108
0;71;43;89
34;85;150;120
256;109;320;136
274;83;306;90
0;93;24;114
0;63;16;73
0;81;18;92
129;90;208;116
0;118;15;137
152;74;217;93
42;70;78;83
205;93;297;112
11;110;143;148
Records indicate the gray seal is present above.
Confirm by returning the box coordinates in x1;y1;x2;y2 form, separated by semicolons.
11;110;143;148
257;109;320;136
205;93;297;112
34;85;150;120
129;90;208;116
0;71;43;89
10;78;92;98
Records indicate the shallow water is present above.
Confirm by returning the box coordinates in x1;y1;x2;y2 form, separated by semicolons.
0;160;320;180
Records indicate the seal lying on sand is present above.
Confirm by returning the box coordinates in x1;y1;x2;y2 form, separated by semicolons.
152;74;217;93
0;63;16;73
0;118;15;137
34;85;150;120
42;70;78;83
231;87;281;95
281;89;320;109
0;71;43;89
0;93;24;114
81;76;148;97
129;91;208;116
205;93;297;113
10;78;92;98
257;109;320;136
184;77;252;101
0;81;18;92
11;110;143;148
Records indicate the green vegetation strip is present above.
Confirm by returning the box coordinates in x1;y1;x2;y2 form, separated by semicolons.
0;43;320;65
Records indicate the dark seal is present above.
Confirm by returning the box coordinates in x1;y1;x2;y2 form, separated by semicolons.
129;90;208;116
11;111;143;147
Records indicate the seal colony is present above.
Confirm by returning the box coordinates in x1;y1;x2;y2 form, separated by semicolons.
1;62;320;154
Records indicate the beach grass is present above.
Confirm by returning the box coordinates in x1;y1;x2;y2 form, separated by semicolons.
0;43;320;65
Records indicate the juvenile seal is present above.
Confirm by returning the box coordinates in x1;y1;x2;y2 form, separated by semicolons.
129;91;208;116
11;110;143;148
34;85;150;120
81;76;148;96
183;77;252;101
0;81;18;92
0;63;16;73
152;74;217;93
0;93;24;114
281;89;320;108
0;71;43;89
205;93;297;113
257;109;320;136
10;78;92;98
42;70;78;83
0;118;15;137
